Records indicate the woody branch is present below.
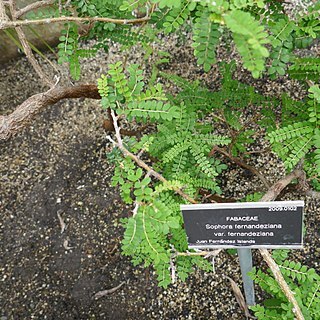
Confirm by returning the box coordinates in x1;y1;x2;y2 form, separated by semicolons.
0;13;150;30
7;0;54;86
108;110;306;319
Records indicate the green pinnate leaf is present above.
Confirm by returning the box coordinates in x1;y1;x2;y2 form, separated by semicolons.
224;10;269;77
123;101;180;122
192;9;221;72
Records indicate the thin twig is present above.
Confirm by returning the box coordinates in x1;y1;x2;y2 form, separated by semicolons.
58;0;62;14
171;247;222;275
169;253;176;284
8;0;54;87
132;202;139;217
0;15;150;30
103;117;147;137
226;276;254;319
15;0;55;18
210;146;271;189
173;250;222;257
94;281;125;299
63;0;71;9
306;80;315;87
204;249;222;259
244;148;271;155
15;26;54;86
63;238;73;250
107;109;197;204
199;190;238;203
306;190;320;199
57;211;66;234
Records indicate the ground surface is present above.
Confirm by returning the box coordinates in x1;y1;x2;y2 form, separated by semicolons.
1;38;320;320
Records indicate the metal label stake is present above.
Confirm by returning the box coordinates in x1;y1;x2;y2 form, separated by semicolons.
237;248;255;305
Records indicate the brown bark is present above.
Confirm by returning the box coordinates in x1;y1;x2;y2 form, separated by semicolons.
102;119;147;137
0;84;100;140
199;190;237;203
103;107;149;137
107;109;198;204
258;168;306;320
0;0;9;22
209;146;271;189
107;104;305;318
260;168;305;202
259;249;305;320
306;190;320;199
8;0;54;86
0;15;150;30
15;0;55;18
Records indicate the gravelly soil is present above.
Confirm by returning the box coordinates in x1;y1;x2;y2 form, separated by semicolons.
1;38;320;320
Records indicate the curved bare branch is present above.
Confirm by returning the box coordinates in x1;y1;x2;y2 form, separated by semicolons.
0;15;150;30
0;84;100;140
8;0;55;86
260;168;304;202
15;0;55;19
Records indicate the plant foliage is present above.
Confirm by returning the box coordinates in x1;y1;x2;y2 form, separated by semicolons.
23;0;320;301
51;0;320;79
34;0;319;300
24;0;318;79
96;60;320;287
289;58;320;81
268;85;320;177
250;250;320;319
192;8;220;72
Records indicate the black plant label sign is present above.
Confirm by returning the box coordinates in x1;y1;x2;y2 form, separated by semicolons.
181;201;304;249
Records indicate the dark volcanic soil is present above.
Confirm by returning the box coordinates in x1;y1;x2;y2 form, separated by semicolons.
0;54;249;320
1;41;320;320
